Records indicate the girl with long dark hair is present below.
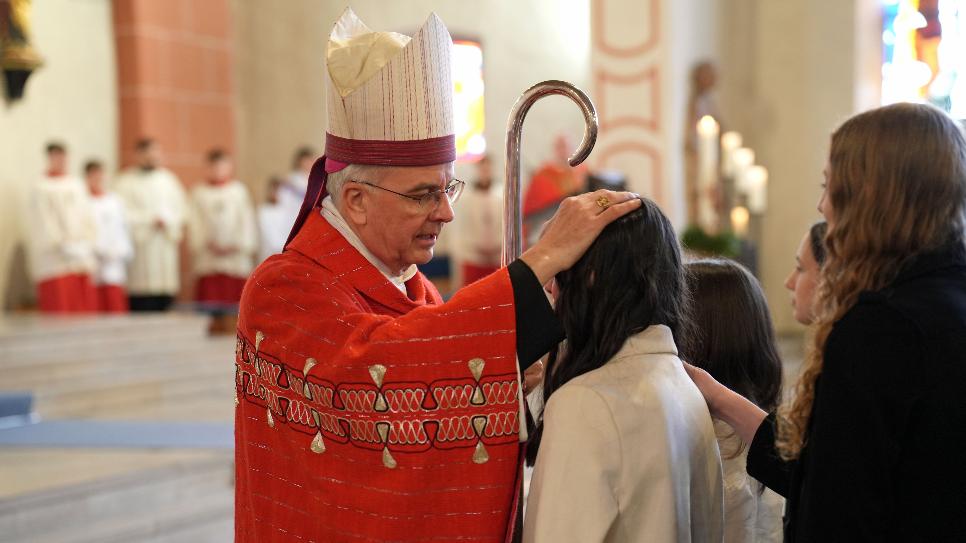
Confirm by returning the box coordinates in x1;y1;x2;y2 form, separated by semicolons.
683;259;784;542
687;103;966;541
523;198;723;543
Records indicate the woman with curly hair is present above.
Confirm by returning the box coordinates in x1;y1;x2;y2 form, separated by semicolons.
686;102;966;541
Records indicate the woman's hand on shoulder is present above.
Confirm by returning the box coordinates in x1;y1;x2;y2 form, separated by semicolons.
682;360;768;443
682;361;728;417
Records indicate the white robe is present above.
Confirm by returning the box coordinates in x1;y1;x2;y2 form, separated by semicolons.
187;181;257;278
715;421;784;543
277;170;308;229
256;202;290;263
114;167;187;295
454;184;503;266
524;325;724;543
89;192;133;286
27;176;98;282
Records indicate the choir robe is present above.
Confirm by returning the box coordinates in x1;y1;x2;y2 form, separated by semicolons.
455;185;503;286
114;167;187;297
27;175;98;312
276;170;308;229
188;180;257;305
235;210;552;543
90;191;133;313
256;201;290;263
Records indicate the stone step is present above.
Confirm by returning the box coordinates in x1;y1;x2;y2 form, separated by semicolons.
0;313;208;341
34;370;234;420
2;340;231;390
0;455;233;543
0;317;211;365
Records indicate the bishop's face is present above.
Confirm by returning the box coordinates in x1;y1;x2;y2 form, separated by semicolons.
351;163;457;274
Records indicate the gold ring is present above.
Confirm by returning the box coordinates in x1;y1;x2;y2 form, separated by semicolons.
596;196;611;209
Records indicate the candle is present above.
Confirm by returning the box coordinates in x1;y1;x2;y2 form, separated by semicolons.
720;131;742;177
730;206;750;237
696;115;720;230
745;165;768;213
732;148;755;193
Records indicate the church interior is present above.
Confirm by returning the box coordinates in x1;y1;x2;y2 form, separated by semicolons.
1;0;964;541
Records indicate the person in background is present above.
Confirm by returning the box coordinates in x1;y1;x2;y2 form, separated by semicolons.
188;148;256;333
522;134;588;247
686;103;966;541
256;175;289;262
27;142;98;313
277;146;315;225
115;138;187;312
784;221;827;325
683;259;784;542
524;198;723;543
84;160;133;313
457;154;503;286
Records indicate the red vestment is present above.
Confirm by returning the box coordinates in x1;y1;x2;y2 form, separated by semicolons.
96;284;128;313
196;273;246;304
462;262;500;286
37;273;97;313
235;212;523;542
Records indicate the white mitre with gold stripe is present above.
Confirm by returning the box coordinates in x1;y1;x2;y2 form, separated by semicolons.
324;8;454;153
285;8;456;244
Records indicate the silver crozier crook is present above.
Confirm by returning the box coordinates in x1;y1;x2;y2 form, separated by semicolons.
502;80;599;266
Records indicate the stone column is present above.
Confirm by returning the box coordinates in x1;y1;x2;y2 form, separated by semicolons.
112;0;236;184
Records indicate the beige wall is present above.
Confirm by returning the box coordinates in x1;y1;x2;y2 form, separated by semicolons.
233;0;592;203
0;0;118;309
717;0;881;333
664;0;722;224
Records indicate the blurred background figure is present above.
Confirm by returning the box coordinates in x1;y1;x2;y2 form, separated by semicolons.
522;134;588;247
277;146;315;226
684;60;724;223
188;148;256;334
26;142;98;313
114;138;187;312
457;154;503;286
84;159;133;313
256;175;289;262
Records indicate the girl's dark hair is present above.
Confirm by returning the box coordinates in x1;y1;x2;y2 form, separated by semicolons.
681;259;782;415
526;198;690;465
809;221;828;266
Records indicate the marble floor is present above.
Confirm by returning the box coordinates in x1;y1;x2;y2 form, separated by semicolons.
0;314;235;543
0;313;806;542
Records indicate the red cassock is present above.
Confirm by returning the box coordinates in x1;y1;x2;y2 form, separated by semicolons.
37;273;98;313
235;211;523;542
96;284;129;313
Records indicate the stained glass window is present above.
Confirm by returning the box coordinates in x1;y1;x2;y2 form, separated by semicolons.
452;40;486;161
882;0;966;119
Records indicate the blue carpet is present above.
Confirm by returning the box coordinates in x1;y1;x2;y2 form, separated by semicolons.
0;392;33;417
0;420;233;449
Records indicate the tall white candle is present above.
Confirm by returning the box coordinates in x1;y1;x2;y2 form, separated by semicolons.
730;206;750;237
696;115;720;230
745;165;768;213
720;131;742;177
732;148;756;193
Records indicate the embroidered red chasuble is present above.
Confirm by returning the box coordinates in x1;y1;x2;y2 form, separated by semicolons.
235;211;522;542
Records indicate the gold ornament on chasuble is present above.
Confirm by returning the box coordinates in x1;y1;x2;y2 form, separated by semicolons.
235;329;520;470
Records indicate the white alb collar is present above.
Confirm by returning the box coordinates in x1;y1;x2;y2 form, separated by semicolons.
320;196;417;294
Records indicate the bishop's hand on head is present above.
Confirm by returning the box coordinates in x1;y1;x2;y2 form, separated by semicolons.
520;189;642;285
